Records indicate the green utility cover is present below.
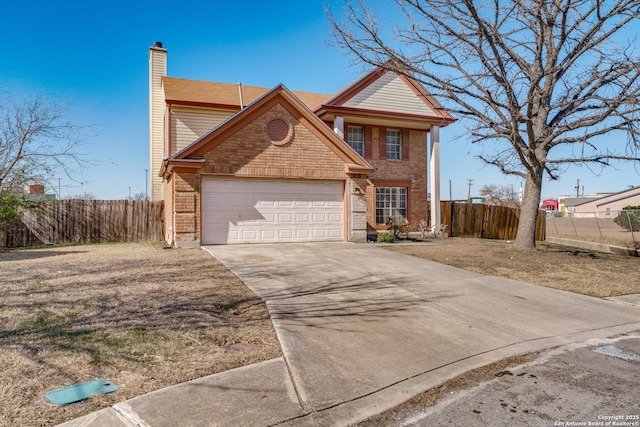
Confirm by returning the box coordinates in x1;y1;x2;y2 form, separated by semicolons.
45;379;118;406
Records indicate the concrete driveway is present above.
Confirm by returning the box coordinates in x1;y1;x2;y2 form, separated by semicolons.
204;242;640;425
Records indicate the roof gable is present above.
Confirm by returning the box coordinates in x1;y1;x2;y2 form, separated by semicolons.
343;71;435;115
168;84;373;172
321;67;454;123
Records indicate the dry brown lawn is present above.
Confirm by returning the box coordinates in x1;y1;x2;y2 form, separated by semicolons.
386;238;640;297
0;242;281;427
1;238;638;426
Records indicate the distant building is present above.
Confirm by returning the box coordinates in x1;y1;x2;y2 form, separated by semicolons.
24;183;56;201
571;187;640;218
558;194;609;215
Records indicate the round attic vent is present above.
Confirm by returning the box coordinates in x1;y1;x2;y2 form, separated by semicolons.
266;118;293;146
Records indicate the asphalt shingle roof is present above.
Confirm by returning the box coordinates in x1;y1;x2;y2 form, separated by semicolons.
162;77;332;110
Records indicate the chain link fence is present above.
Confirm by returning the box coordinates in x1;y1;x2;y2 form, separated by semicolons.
546;209;639;248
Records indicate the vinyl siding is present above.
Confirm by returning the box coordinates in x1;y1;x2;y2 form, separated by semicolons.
343;71;435;116
149;48;166;201
170;106;233;154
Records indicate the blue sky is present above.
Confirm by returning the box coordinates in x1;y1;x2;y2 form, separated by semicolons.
1;0;638;200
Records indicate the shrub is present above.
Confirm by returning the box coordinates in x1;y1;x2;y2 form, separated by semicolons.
376;232;395;243
416;219;429;239
386;215;409;240
613;206;640;231
0;192;25;230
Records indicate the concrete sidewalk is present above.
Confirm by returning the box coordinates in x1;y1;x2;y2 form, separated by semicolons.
61;243;640;426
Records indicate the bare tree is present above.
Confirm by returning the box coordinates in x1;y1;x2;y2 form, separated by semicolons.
0;94;85;193
130;191;148;201
328;0;640;250
70;192;96;200
479;184;520;207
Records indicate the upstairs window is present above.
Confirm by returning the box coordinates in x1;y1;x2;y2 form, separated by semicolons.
386;129;402;160
347;125;365;157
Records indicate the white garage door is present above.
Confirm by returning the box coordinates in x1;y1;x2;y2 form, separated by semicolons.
202;178;344;244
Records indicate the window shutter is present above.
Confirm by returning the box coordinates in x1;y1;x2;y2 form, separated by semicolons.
379;128;387;160
364;127;372;159
402;130;410;161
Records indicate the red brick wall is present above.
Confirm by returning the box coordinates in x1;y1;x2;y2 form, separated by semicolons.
200;104;346;180
162;177;174;245
171;103;350;244
172;170;200;244
167;101;430;243
29;184;45;195
366;128;428;228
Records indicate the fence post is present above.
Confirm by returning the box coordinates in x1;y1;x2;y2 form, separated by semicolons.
569;213;579;238
450;202;455;237
627;210;636;244
551;213;559;235
593;212;603;238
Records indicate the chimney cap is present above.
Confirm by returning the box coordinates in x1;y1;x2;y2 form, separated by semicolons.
153;41;163;48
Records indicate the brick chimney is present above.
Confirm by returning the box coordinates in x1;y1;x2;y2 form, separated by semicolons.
29;184;45;195
149;41;167;202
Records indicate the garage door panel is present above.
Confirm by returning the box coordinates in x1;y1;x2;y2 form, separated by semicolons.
278;229;294;239
260;230;277;240
312;229;327;238
227;230;239;241
202;178;344;244
241;230;258;241
296;230;310;239
296;213;310;222
328;229;342;238
329;213;342;222
261;213;276;223
312;213;327;223
278;213;293;223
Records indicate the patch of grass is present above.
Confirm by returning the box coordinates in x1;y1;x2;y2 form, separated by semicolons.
89;350;110;365
0;243;281;426
385;238;640;297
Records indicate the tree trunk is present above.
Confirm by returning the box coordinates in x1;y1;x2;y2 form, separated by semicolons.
514;169;543;251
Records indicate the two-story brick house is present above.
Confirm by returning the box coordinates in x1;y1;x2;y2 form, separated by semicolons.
149;42;454;247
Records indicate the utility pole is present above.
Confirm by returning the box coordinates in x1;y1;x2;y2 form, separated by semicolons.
575;178;580;198
467;179;474;200
144;169;148;200
58;178;61;199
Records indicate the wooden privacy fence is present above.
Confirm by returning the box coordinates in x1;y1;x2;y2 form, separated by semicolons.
1;200;164;248
436;201;546;241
